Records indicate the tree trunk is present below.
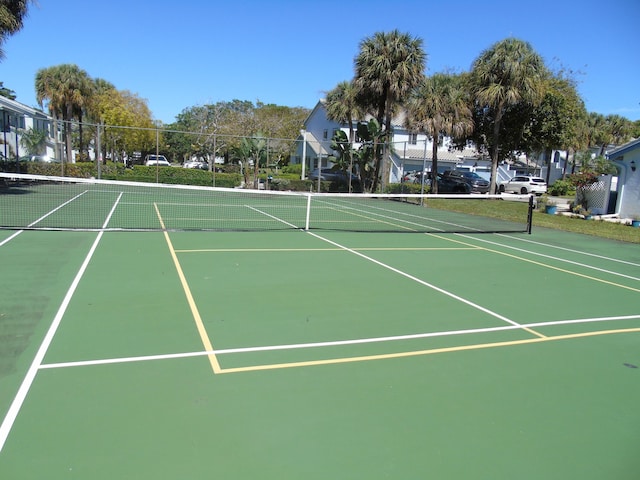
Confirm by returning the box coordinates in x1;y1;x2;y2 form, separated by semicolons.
78;113;83;162
64;106;73;166
489;105;504;194
562;149;570;180
431;137;439;194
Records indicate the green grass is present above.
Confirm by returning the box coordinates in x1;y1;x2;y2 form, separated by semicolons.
531;211;640;243
428;198;640;243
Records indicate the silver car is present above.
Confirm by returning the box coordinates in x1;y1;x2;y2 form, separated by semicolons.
499;176;547;195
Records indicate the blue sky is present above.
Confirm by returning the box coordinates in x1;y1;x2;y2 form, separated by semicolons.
2;0;639;124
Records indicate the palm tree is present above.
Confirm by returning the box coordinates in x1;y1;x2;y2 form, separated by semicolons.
88;78;116;163
233;134;267;188
0;0;30;59
601;114;633;153
35;64;94;166
19;127;46;156
354;30;426;191
469;38;548;193
405;73;474;193
325;81;364;191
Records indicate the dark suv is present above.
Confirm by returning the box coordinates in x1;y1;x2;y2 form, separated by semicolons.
435;173;471;193
308;168;362;191
442;170;490;193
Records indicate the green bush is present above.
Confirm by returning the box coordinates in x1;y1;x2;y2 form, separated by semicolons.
281;164;302;176
122;166;242;188
268;178;291;191
1;161;243;188
385;183;429;194
548;179;575;196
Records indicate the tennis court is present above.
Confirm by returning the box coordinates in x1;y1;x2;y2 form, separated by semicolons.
1;174;639;479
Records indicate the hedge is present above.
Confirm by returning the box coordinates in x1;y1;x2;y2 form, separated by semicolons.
1;161;243;188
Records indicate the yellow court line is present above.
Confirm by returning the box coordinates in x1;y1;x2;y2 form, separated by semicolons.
154;203;221;374
433;234;640;294
217;327;640;374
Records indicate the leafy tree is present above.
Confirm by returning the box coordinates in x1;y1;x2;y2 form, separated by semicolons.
254;102;308;167
525;74;588;181
19;127;46;156
97;89;156;161
232;134;268;187
35;64;94;165
586;113;634;155
353;119;384;191
325;81;363;190
354;30;427;191
326;81;362;144
167;103;227;166
0;0;30;59
602;114;633;151
329;130;351;171
85;78;116;163
166;100;308;169
631;120;640;139
0;81;16;99
404;73;474;193
468;37;548;193
329;130;358;191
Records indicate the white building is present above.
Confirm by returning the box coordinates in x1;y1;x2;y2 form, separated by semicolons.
607;138;640;219
291;100;488;183
0;95;57;161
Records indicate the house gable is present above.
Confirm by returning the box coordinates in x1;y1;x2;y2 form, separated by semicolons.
607;137;640;219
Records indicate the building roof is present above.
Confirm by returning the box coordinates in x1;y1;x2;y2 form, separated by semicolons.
606;137;640;159
0;95;48;118
395;145;481;162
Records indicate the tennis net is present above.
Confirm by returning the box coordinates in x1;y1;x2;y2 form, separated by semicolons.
0;173;533;233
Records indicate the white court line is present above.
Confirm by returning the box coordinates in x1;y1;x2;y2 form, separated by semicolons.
244;205;540;337
0;230;23;247
305;230;538;334
245;205;300;229
0;190;89;247
0;192;122;453
461;233;640;282
38;314;640;371
497;233;640;268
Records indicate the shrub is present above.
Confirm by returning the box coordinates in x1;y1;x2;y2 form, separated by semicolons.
385;183;429;194
268;178;291;191
281;164;302;176
568;172;598;188
548;179;575;196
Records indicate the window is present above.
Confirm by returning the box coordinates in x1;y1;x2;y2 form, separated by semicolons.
1;113;25;130
34;118;50;134
323;129;328;140
409;133;418;145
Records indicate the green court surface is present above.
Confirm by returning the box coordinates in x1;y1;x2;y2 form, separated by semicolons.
0;225;639;479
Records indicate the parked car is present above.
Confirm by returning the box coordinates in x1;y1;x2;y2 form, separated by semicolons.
183;160;209;170
19;155;58;163
441;170;490;193
144;155;170;167
410;172;470;193
309;167;359;183
435;173;471;194
402;171;420;183
499;176;547;195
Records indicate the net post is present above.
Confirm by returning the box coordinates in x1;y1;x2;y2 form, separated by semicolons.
304;193;312;230
527;195;534;234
